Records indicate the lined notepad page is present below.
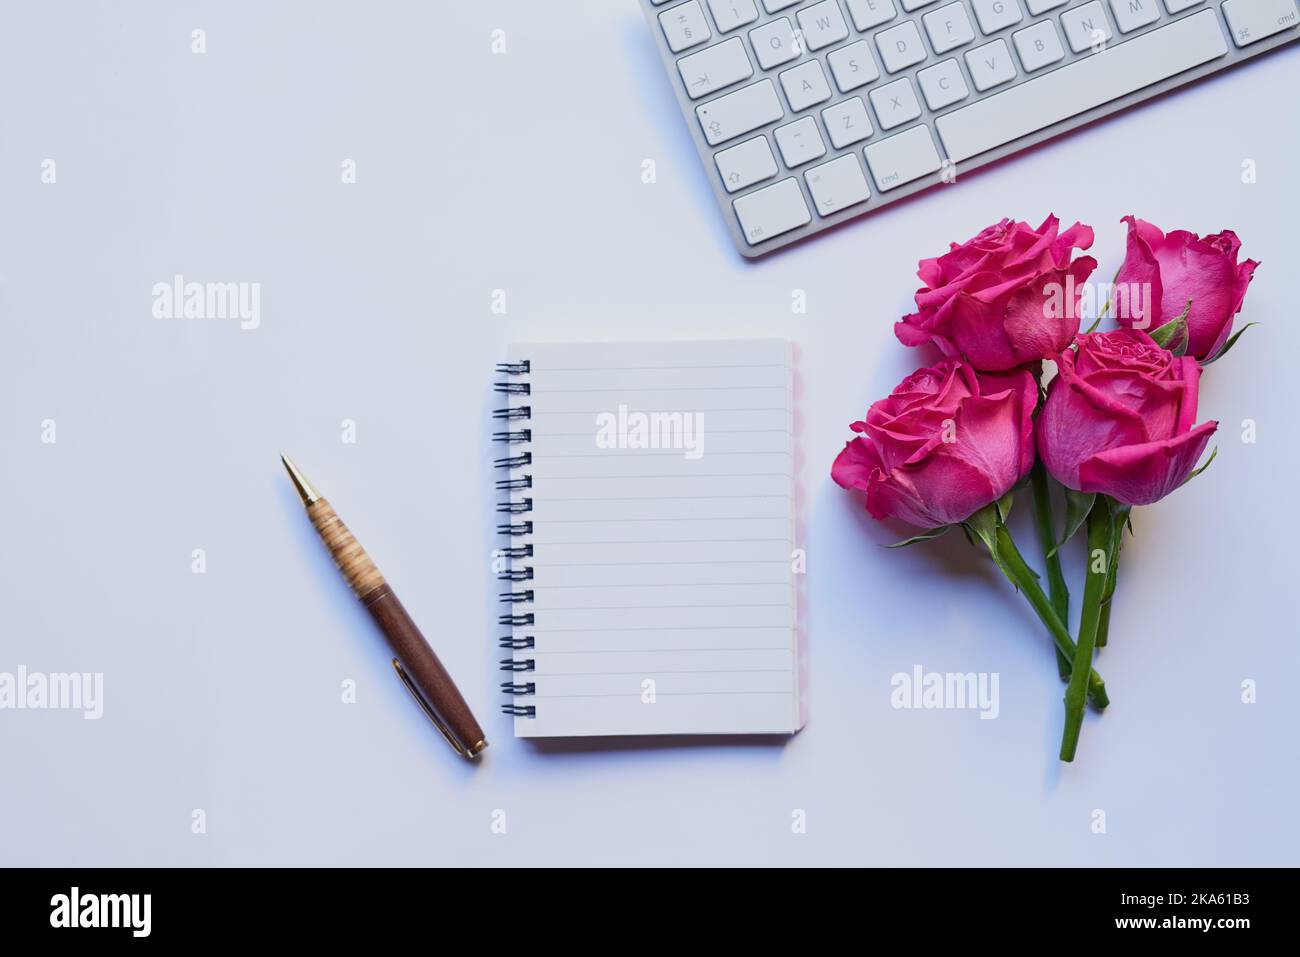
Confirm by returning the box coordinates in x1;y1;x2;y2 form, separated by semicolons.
504;340;800;737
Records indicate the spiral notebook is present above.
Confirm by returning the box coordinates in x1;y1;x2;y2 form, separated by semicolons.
494;339;804;737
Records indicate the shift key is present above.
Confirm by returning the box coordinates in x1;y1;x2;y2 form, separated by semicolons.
697;80;784;146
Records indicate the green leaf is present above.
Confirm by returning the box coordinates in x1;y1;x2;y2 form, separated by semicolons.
1202;323;1258;366
995;491;1014;523
1149;302;1191;354
1048;488;1095;558
886;525;953;548
1181;446;1218;486
962;502;1004;563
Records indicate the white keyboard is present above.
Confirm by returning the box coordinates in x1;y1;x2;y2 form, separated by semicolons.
643;0;1299;257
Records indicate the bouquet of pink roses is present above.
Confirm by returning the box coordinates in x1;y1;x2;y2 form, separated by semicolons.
833;215;1258;761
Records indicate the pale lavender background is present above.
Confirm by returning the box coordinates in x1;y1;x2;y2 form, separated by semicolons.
1;1;1296;866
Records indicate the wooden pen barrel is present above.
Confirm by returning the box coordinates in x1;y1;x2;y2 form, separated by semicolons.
307;499;386;599
307;499;487;757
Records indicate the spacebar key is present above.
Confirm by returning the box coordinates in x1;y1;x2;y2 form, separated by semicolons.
935;10;1228;163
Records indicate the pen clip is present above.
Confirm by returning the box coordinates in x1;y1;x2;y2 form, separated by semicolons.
391;658;466;757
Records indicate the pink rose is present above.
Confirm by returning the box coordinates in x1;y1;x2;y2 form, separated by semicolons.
1038;330;1217;507
832;360;1037;529
895;215;1098;372
1113;216;1259;360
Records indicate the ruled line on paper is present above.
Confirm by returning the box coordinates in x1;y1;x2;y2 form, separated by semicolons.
533;429;794;438
532;363;789;372
532;603;794;611
539;560;792;567
525;538;793;546
532;451;793;459
536;581;791;589
527;624;794;633
530;691;795;699
532;516;790;524
535;473;791;481
523;647;786;654
527;669;792;676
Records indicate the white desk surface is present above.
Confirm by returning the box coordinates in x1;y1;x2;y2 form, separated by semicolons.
2;2;1297;865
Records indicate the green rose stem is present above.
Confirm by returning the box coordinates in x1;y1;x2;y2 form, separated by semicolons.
966;502;1108;710
1060;498;1114;761
1030;460;1071;678
1095;505;1129;648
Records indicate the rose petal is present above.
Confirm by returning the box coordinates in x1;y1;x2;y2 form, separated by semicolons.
1077;421;1218;506
1114;215;1165;332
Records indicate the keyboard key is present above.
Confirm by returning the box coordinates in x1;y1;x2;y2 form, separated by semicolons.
936;9;1228;161
762;0;804;11
971;0;1024;34
828;40;881;92
678;38;754;99
805;154;872;215
696;79;784;145
1163;0;1204;11
750;18;801;69
733;177;811;245
706;0;760;32
1061;2;1114;53
923;3;976;52
869;77;922;129
1222;0;1299;47
774;116;827;165
863;125;942;190
965;39;1017;90
779;59;833;111
901;0;942;9
918;57;971;109
822;96;874;147
715;135;779;192
846;0;898;31
660;1;712;53
1026;0;1068;12
798;1;851;50
1108;0;1160;33
1012;19;1065;71
876;20;928;72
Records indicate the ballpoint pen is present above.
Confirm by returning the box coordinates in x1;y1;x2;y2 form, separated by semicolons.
281;455;487;759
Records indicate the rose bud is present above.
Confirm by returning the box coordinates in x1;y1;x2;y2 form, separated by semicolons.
832;360;1037;529
895;215;1098;372
1113;216;1259;360
1038;330;1217;507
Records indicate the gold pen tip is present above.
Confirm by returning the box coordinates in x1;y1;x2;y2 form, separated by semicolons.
280;454;322;506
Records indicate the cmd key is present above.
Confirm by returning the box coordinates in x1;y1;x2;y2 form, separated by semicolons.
1222;0;1299;48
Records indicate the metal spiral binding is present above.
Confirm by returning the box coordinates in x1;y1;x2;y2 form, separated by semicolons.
495;358;537;719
